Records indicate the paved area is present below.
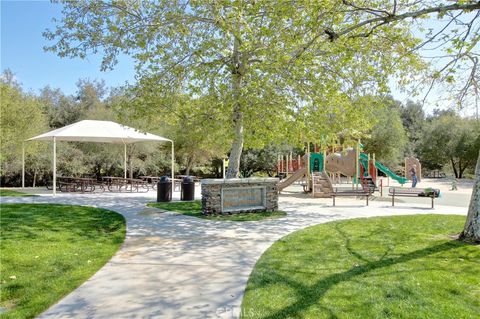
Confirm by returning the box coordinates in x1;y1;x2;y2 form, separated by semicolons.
1;185;470;319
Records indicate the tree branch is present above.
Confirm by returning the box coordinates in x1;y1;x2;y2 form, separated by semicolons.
336;2;480;39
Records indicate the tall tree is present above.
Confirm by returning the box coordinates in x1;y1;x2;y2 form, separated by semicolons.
40;86;82;128
363;97;407;167
0;79;49;186
460;150;480;243
418;110;479;178
397;100;425;155
44;0;425;177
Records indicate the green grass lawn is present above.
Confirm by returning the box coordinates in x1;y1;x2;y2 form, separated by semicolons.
0;189;35;197
242;215;479;319
0;204;126;319
147;200;286;221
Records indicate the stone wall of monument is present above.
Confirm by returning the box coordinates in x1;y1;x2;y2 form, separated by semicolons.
201;178;278;214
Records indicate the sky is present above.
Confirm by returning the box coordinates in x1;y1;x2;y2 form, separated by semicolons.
1;0;135;95
1;1;476;116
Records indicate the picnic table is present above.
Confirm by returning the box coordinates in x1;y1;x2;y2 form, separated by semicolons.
139;176;161;190
175;175;200;182
102;176;149;192
47;176;100;193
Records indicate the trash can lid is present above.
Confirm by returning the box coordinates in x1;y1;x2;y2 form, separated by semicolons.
159;176;170;182
183;176;194;183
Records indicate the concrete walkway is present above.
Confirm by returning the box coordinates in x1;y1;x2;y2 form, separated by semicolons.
2;187;469;319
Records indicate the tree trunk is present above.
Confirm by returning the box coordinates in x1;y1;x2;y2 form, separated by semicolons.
33;170;37;187
185;154;195;176
459;150;480;243
226;36;245;178
227;106;244;178
128;154;133;179
458;160;466;179
451;158;459;178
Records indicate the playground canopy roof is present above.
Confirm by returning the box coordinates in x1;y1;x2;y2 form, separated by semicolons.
28;120;172;143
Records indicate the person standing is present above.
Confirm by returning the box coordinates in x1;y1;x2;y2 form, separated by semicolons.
410;165;418;188
451;177;458;190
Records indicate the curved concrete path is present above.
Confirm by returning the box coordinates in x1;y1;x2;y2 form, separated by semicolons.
2;187;468;319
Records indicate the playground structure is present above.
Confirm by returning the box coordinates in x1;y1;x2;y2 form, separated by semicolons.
277;143;419;197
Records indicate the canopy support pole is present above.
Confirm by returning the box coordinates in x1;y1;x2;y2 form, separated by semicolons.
171;141;175;184
22;142;25;189
53;137;57;196
124;143;127;179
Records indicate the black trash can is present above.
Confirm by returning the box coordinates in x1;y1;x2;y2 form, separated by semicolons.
157;176;172;202
181;176;195;201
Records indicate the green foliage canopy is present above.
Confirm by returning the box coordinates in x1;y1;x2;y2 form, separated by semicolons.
418;114;480;178
363;97;408;167
0;80;49;184
44;0;425;176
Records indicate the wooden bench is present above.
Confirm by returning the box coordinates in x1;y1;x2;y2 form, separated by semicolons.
332;188;372;206
389;187;440;208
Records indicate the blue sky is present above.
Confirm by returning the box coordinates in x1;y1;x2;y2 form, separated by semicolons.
1;0;135;95
1;1;475;116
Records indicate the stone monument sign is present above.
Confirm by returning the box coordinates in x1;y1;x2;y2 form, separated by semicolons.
201;178;278;214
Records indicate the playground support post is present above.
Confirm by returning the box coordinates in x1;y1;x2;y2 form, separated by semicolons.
285;154;288;176
123;142;127;179
171;140;175;183
285;154;289;177
307;142;311;191
323;150;326;172
53;137;56;196
22;142;25;189
290;151;293;173
355;140;360;190
278;155;281;175
281;155;284;175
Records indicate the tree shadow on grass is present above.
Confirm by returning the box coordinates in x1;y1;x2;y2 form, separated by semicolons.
0;204;125;242
253;240;466;319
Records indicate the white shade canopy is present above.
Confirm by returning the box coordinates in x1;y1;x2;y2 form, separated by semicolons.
23;120;175;195
28;120;171;144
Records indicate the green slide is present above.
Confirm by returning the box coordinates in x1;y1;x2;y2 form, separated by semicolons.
375;161;408;185
360;153;408;184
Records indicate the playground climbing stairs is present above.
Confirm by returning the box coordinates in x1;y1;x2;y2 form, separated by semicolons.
312;171;334;198
361;176;376;193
